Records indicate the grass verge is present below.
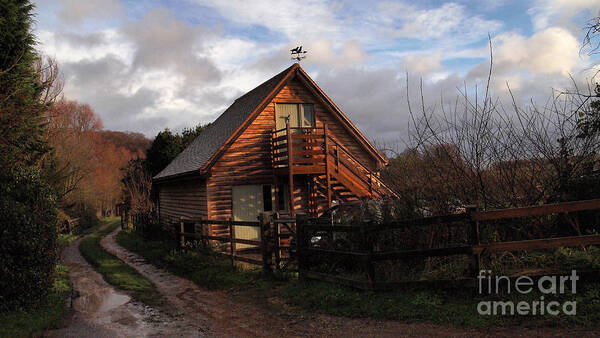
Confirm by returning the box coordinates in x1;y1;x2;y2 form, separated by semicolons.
115;229;600;328
0;218;121;337
0;264;72;337
78;219;163;307
0;232;79;338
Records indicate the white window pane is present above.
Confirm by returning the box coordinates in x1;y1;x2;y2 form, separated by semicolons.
301;104;315;127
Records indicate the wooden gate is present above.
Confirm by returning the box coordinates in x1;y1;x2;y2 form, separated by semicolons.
272;213;298;271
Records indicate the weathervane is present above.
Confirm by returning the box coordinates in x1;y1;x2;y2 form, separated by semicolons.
290;46;307;62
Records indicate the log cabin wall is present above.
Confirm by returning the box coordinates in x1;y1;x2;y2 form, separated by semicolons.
157;176;207;227
206;101;275;220
206;76;380;221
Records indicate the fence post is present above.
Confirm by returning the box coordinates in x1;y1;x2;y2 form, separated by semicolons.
296;213;307;279
466;205;481;278
179;217;185;249
199;217;207;250
273;213;281;271
259;212;273;275
228;218;235;266
360;226;375;290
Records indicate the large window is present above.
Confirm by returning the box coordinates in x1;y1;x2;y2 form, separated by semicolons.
276;103;315;130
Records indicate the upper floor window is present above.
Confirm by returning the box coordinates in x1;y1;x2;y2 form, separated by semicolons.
276;103;315;129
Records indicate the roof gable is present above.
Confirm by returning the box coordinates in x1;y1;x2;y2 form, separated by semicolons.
154;63;387;181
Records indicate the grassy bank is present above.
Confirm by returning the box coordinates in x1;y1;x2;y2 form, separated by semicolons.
79;219;163;306
0;264;72;337
116;229;600;328
0;227;83;337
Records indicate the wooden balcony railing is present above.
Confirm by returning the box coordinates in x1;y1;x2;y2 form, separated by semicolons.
271;123;397;200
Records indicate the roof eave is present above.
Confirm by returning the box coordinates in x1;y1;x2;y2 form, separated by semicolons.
153;169;206;184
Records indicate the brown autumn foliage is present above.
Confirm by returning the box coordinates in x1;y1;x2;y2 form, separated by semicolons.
46;98;150;221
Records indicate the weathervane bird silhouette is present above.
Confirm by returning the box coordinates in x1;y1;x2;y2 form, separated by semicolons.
290;45;307;62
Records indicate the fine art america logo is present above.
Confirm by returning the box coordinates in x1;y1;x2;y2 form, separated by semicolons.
477;270;578;316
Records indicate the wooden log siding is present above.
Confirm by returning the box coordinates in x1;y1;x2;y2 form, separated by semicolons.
206;77;381;220
158;177;207;227
207;102;276;221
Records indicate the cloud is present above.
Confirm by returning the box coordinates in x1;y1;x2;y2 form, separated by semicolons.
123;8;221;86
32;0;596;144
401;52;444;74
55;0;124;25
528;0;600;31
306;40;368;67
36;29;134;63
36;7;231;136
377;2;502;43
196;0;339;41
493;27;580;76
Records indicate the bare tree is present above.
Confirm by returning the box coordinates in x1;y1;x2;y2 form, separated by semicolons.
386;43;599;220
121;159;154;214
36;55;63;104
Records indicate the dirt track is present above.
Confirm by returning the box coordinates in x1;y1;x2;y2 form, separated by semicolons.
48;223;203;337
51;224;600;337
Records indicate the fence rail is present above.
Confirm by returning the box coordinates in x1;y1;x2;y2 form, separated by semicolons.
296;198;600;290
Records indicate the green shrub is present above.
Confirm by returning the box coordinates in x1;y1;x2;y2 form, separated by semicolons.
0;167;58;311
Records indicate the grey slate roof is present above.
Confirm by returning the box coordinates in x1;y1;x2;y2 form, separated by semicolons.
153;64;295;181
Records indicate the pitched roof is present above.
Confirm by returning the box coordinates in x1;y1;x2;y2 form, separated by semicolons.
153;64;296;181
154;63;388;182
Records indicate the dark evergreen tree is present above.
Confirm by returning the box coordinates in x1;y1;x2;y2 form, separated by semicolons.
0;0;58;311
145;129;183;176
145;123;209;176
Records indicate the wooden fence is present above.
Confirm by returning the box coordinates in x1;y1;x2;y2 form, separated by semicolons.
177;214;273;269
129;198;600;289
60;218;80;234
296;199;600;290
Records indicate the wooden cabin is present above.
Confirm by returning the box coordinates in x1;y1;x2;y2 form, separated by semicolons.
153;63;395;238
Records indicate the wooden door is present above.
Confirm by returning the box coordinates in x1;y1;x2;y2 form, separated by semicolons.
232;185;263;249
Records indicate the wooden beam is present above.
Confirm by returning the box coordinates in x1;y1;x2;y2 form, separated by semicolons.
286;122;295;216
473;234;600;254
472;199;600;221
324;124;332;208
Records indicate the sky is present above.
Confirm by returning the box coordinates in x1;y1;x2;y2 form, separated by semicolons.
33;0;600;146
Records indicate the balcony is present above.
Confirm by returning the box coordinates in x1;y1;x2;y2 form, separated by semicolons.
271;124;397;202
272;126;326;175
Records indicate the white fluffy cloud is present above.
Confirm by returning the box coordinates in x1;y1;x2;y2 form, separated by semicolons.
494;27;580;75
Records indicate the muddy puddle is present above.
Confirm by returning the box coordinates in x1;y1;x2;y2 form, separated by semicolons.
48;223;203;337
73;287;130;313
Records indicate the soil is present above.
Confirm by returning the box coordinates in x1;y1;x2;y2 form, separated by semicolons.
47;223;203;337
50;224;600;337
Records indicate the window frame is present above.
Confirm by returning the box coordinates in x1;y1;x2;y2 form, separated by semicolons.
275;103;315;129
